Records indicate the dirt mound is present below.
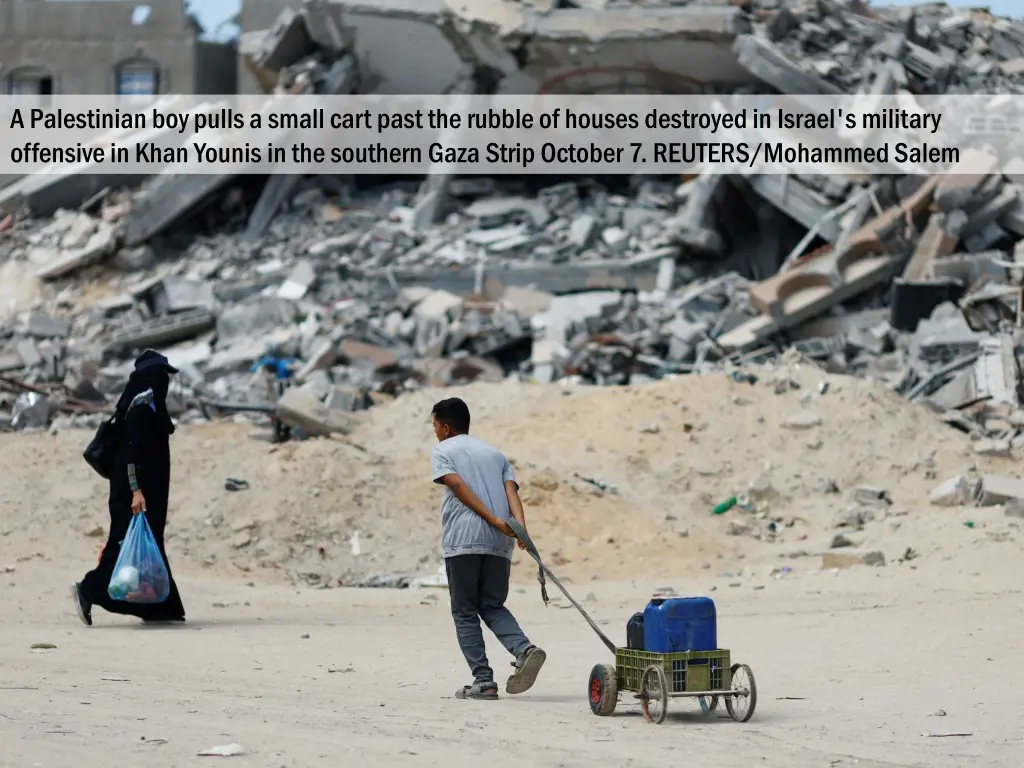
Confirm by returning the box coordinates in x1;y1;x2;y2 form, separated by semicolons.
1;363;1015;586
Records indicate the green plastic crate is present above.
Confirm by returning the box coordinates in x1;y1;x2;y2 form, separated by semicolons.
615;648;731;694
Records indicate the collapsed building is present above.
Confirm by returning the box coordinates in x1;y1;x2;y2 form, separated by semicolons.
3;0;1024;451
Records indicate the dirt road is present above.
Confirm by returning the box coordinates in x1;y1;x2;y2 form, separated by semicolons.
2;554;1021;767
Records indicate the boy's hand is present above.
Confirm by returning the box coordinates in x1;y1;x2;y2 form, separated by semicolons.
493;518;515;538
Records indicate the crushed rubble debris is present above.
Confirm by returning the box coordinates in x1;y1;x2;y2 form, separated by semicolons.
4;0;1024;444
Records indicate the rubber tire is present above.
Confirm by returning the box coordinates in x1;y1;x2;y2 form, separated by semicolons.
699;695;719;714
725;663;757;723
588;663;618;716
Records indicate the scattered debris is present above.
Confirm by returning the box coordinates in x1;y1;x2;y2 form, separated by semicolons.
821;549;886;569
929;476;975;507
197;743;248;757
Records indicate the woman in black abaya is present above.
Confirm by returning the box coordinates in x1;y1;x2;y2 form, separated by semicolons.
72;350;186;625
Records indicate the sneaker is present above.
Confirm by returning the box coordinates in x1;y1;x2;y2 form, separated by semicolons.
455;680;499;700
70;582;92;627
506;646;546;695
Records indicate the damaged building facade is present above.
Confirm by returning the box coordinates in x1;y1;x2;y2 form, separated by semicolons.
0;0;237;95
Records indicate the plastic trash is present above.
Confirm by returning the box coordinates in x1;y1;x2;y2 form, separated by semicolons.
107;512;170;603
712;496;737;515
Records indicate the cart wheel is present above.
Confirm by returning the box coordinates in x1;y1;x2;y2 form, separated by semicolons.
725;663;757;723
640;664;668;724
588;664;618;716
699;695;719;714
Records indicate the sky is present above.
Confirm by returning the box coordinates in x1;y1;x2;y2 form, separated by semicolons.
187;0;241;40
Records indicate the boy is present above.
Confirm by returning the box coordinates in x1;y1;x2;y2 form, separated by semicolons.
430;397;546;700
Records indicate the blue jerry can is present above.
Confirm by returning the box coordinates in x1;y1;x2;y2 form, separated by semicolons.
643;597;717;653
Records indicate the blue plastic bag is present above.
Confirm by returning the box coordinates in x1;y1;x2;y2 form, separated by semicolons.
107;512;170;603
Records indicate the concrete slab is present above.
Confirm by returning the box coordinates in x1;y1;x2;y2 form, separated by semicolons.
720;179;939;350
903;214;957;280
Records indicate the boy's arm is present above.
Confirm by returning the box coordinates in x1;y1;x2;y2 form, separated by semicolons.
504;480;528;550
439;474;513;536
501;458;528;549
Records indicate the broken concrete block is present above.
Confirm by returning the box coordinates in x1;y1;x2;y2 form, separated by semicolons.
601;227;629;253
108;308;216;353
974;438;1011;457
414;290;463;320
148;278;216;314
852;485;891;506
21;313;71;338
276;386;355;438
903;213;957;280
217;298;294;341
821;549;885;569
277;260;316;301
15;339;42;367
35;222;116;280
296;339;337;382
500;286;553;317
832;505;876;529
326;386;369;412
338;339;398;369
929;475;975;507
569;215;597;249
59;213;98;249
977;475;1024;506
734;35;843;97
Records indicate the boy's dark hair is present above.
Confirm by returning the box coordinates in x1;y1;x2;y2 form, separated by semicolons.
432;397;471;433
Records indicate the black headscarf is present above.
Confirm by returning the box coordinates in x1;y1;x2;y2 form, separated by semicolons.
114;350;178;435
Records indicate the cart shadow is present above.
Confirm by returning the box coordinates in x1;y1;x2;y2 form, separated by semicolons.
512;694;593;704
614;708;790;725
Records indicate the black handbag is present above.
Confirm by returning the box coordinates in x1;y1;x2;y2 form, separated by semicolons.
83;416;120;479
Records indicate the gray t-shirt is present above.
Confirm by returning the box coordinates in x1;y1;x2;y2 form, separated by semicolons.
431;434;517;560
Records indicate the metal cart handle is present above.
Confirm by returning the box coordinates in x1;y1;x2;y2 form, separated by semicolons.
506;518;617;655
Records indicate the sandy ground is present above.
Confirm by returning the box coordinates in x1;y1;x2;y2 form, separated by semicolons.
1;362;1018;587
2;556;1022;767
2;364;1024;765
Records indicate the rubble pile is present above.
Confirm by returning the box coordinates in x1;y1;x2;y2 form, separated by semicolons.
3;0;1024;441
742;1;1024;95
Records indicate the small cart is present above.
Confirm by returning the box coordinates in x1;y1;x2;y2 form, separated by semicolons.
506;520;758;725
588;648;756;724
